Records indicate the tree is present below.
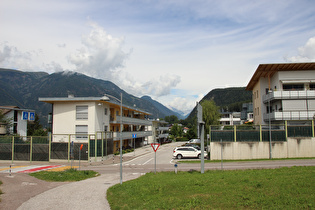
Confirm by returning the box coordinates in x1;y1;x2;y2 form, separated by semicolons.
201;100;221;134
0;110;12;134
170;123;183;139
185;125;197;140
164;115;179;124
27;114;47;136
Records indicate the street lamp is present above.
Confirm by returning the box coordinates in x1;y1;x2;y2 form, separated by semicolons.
268;90;272;159
102;93;123;184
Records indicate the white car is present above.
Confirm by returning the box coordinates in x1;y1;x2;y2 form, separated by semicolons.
173;146;207;159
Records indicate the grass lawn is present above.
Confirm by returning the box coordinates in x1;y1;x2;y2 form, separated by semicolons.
29;168;99;182
107;166;314;209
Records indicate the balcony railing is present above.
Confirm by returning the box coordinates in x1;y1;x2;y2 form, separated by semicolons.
264;111;315;121
158;127;169;131
263;90;315;103
111;116;152;125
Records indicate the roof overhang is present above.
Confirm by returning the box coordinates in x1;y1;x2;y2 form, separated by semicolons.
39;96;151;115
246;62;315;91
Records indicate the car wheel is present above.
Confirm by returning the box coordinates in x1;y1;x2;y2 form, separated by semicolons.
177;154;182;159
198;154;201;159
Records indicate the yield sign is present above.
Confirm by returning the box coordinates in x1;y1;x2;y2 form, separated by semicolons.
151;143;160;152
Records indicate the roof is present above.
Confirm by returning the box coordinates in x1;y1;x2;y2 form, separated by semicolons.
0;106;35;115
38;96;151;115
246;62;315;91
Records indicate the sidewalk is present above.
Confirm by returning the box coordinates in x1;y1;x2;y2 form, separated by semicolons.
0;145;153;210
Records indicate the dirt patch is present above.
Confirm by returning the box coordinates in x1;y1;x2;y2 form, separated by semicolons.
0;173;67;209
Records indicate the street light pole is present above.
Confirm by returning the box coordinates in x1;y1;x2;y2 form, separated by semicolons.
120;93;123;184
268;90;272;159
102;93;123;184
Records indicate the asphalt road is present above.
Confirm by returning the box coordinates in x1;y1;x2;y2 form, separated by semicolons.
0;141;315;210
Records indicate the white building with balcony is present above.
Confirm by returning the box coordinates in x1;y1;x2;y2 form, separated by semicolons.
246;62;315;125
39;95;152;152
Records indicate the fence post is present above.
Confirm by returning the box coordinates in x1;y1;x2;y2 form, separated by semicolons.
209;126;211;142
11;136;14;163
259;125;262;142
101;132;104;162
285;120;288;140
95;132;97;162
312;120;314;138
30;136;33;163
68;134;71;163
234;125;237;142
88;135;90;163
48;133;51;162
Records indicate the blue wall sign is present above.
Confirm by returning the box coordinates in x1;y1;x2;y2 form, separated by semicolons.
29;112;35;121
22;112;28;120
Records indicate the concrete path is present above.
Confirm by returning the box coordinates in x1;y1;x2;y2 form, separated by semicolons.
17;172;142;210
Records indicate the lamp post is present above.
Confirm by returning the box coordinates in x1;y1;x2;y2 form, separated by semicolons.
103;93;123;184
268;90;272;159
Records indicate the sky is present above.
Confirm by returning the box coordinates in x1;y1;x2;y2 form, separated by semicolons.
1;0;315;116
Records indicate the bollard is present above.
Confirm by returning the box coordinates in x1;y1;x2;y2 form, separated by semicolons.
9;164;11;176
174;163;178;174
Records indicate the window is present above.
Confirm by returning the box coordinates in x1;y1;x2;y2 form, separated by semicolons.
14;110;18;122
283;84;304;91
104;126;108;132
104;108;108;115
310;84;315;90
76;106;88;120
76;125;88;139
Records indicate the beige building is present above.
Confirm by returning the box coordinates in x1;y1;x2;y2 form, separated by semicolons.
39;95;152;152
246;62;315;125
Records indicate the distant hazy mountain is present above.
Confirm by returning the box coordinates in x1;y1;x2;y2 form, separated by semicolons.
0;68;183;126
141;96;184;119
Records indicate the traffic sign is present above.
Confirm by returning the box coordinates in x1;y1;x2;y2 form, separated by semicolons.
29;112;35;121
22;111;28;120
151;143;160;152
132;134;137;138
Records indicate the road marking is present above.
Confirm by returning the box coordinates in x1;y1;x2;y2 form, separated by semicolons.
0;165;26;172
143;158;153;165
17;165;62;173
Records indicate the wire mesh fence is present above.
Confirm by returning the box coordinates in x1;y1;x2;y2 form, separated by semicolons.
0;132;115;162
210;120;315;142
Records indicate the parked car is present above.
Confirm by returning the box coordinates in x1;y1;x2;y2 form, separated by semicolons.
173;146;207;159
183;144;201;150
186;139;201;144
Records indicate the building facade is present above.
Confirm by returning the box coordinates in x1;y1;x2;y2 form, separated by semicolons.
39;96;152;152
246;62;315;125
0;106;35;136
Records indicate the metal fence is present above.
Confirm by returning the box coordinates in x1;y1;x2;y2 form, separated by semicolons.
0;132;114;162
210;120;315;142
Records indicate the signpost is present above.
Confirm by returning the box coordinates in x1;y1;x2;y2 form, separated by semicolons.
79;144;83;170
197;102;205;174
132;134;137;156
151;143;160;174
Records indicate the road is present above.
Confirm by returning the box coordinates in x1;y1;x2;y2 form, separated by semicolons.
87;141;315;175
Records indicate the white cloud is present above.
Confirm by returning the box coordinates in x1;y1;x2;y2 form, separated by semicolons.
67;22;130;80
285;36;315;62
0;43;33;70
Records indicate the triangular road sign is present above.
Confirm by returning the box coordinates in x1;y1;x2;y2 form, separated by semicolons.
151;143;160;152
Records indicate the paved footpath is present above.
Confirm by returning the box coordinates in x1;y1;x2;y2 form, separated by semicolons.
0;145;152;210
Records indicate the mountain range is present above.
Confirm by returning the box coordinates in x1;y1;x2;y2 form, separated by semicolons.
0;68;253;127
0;68;182;125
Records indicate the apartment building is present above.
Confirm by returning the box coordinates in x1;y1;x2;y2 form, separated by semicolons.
246;62;315;125
39;95;152;152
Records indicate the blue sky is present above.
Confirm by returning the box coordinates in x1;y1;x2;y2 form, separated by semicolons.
1;0;315;115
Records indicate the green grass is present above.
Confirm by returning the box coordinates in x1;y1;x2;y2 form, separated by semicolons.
29;168;99;182
107;166;315;209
